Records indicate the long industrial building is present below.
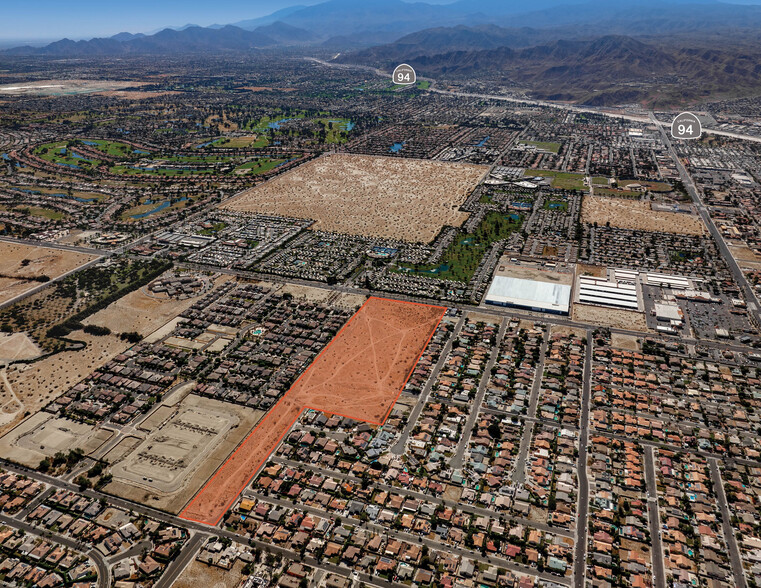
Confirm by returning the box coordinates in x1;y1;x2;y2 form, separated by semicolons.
577;276;639;310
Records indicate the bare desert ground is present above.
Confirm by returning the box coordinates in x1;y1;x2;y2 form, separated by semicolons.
572;303;649;332
0;333;41;362
221;153;487;242
174;559;248;588
0;241;98;305
1;333;128;435
0;275;223;436
82;275;221;334
106;395;263;514
582;196;705;235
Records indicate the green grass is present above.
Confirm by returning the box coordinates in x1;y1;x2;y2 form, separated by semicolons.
111;165;215;176
234;158;286;174
211;136;268;149
1;205;65;220
77;139;147;158
200;222;227;236
120;198;191;221
591;177;609;186
520;141;561;154
417;80;431;90
244;112;306;132
314;118;353;144
544;200;568;212
523;169;586;191
397;212;523;282
34;142;100;170
594;187;640;198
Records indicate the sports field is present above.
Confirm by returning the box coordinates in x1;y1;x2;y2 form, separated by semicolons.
179;297;445;525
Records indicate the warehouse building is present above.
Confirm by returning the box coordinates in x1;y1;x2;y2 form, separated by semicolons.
485;275;572;315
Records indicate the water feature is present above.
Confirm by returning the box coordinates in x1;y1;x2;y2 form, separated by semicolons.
390;142;405;153
267;118;294;130
50;193;98;203
1;154;10;161
133;149;149;155
131;197;187;219
475;136;490;147
81;140;99;146
328;120;355;131
132;201;170;219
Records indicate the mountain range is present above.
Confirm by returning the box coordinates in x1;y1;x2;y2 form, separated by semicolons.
9;0;761;56
4;0;761;107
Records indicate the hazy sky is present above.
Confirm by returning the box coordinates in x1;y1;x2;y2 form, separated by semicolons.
0;0;326;42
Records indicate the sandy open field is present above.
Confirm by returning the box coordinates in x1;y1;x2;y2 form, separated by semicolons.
279;283;366;309
0;79;139;96
1;332;128;435
221;153;487;243
174;559;248;588
0;241;98;305
576;263;607;278
84;274;228;335
0;277;222;436
582;196;705;235
572;303;649;332
180;297;445;525
107;394;263;513
611;332;642;351
0;412;102;467
0;333;41;362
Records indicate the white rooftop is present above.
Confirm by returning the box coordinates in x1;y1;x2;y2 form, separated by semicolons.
485;276;571;314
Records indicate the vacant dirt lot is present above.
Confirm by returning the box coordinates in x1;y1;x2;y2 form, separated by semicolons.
0;333;40;362
106;395;263;514
0;241;98;305
573;303;649;332
1;332;128;436
174;559;247;588
0;276;221;436
0;412;100;467
222;153;487;243
180;297;445;526
83;281;206;335
611;332;642;351
582;196;705;235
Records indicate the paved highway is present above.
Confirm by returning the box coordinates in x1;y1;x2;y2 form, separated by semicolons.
309;57;761;144
650;112;761;328
154;532;207;588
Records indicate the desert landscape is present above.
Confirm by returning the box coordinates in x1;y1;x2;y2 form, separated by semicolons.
0;241;99;305
0;272;225;436
582;196;705;235
106;394;264;513
221;153;487;242
572;303;650;331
